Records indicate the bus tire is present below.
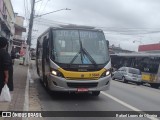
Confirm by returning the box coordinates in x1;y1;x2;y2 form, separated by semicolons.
43;75;50;90
92;91;100;96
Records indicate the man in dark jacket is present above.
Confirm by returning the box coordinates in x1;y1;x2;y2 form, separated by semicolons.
0;37;13;94
11;49;16;64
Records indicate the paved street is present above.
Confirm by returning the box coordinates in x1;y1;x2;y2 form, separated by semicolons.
29;61;160;120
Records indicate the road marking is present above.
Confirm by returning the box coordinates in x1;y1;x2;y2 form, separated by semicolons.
101;92;159;120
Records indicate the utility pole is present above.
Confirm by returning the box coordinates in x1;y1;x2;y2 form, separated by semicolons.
27;0;35;47
25;0;36;65
24;1;70;65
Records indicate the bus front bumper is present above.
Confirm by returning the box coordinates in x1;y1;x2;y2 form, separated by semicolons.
47;74;111;92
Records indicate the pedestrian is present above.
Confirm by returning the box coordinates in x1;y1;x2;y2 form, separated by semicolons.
11;49;16;65
0;37;13;94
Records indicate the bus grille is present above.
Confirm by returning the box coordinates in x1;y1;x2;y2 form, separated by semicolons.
67;82;98;88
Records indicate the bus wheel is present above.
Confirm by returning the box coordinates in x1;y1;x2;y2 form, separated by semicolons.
43;75;49;89
92;91;100;96
150;84;160;89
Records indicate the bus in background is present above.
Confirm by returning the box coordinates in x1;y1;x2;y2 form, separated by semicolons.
111;53;160;88
36;25;111;96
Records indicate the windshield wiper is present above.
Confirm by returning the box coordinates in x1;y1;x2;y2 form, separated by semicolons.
69;51;81;65
69;30;97;66
82;47;97;66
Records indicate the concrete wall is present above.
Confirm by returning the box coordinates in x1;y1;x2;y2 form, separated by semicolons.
0;0;15;53
15;16;25;27
3;0;15;36
15;29;23;36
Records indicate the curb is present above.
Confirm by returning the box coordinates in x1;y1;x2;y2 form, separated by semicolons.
22;68;30;120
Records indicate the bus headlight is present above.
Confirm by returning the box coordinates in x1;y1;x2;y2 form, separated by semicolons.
106;71;110;76
51;70;57;76
100;70;111;78
51;69;64;78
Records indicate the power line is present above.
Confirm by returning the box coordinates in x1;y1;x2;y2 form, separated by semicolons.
33;19;160;35
36;0;44;15
34;18;69;25
41;0;50;14
34;0;47;36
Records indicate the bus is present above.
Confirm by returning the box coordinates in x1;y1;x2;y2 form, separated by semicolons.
36;25;111;96
111;53;160;88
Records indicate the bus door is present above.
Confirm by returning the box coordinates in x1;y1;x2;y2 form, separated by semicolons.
42;36;50;79
157;64;160;83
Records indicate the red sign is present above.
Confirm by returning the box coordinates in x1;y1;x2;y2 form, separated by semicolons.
77;88;89;92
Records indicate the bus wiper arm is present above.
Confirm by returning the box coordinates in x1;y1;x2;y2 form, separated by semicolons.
82;47;97;66
69;51;81;65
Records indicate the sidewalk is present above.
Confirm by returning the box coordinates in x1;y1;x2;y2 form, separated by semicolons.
0;59;28;120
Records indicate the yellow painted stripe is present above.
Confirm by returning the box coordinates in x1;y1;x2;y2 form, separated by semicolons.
58;68;106;80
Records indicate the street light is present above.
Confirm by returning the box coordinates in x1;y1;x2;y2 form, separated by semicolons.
34;8;71;18
25;5;71;65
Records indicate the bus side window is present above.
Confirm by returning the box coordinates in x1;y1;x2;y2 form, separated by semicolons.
37;41;40;59
43;37;49;61
46;39;49;61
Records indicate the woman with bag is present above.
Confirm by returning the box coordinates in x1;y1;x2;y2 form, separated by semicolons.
0;37;13;94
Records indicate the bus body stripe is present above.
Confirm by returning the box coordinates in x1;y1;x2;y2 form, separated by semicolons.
58;68;106;80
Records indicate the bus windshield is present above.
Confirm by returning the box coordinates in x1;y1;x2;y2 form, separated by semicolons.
52;30;109;64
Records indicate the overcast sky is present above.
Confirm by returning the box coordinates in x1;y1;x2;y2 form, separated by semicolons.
11;0;160;51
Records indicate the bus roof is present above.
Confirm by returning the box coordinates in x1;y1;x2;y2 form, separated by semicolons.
50;24;103;31
110;52;160;57
37;25;103;39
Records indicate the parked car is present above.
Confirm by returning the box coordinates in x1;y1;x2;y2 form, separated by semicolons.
30;51;36;60
112;67;142;85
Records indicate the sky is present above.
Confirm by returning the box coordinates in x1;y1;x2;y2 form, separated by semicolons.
11;0;160;51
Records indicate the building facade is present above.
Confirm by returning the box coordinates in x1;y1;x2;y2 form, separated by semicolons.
138;43;160;53
109;45;133;54
12;14;26;56
0;0;15;53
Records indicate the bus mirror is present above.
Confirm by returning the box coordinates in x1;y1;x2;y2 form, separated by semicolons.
51;49;55;60
106;40;109;48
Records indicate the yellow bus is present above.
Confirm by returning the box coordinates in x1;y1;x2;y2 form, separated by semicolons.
36;25;111;96
111;53;160;88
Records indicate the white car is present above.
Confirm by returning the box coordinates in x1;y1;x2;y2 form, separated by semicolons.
112;67;142;85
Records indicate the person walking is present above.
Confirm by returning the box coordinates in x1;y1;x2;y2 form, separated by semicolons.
11;49;16;65
0;37;13;94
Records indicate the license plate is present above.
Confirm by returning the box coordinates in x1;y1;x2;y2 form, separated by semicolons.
77;88;89;92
